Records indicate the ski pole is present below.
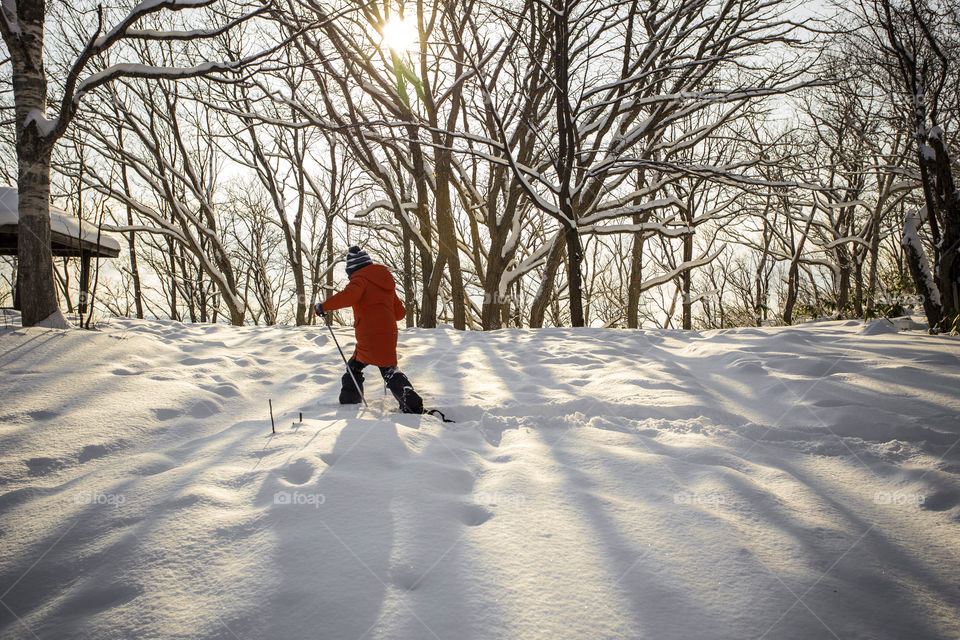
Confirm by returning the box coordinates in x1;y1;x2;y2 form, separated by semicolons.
324;315;367;409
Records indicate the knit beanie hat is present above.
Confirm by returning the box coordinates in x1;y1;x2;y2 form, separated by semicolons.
345;246;373;277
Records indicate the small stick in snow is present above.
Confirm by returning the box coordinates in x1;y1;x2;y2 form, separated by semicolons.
269;399;275;434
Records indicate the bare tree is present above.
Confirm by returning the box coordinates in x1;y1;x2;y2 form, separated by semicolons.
860;0;960;330
0;0;270;326
471;0;814;326
81;76;248;324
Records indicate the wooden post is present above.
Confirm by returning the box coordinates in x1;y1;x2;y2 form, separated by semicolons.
13;257;20;311
79;254;90;316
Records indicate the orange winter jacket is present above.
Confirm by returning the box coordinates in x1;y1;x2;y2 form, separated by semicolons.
321;264;407;367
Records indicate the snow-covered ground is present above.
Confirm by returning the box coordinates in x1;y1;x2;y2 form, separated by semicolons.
1;315;959;639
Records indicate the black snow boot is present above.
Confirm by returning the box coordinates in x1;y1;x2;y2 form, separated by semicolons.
339;369;364;404
399;387;425;414
383;368;424;414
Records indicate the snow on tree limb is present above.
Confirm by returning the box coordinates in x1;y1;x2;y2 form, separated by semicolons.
77;60;237;101
639;246;726;292
579;196;683;226
500;229;562;294
24;109;56;136
92;0;221;50
579;222;693;238
46;0;274;144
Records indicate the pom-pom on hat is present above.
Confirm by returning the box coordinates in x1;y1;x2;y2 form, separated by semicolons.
345;245;373;277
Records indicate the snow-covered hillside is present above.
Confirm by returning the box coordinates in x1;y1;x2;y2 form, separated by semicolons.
1;317;959;639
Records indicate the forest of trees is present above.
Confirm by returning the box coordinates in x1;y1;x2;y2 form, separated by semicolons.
1;0;958;331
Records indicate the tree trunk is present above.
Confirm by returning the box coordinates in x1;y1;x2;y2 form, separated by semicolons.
553;1;582;327
627;217;645;329
865;201;883;317
530;233;566;328
837;253;851;318
682;232;693;330
420;253;446;329
481;215;511;330
54;257;72;313
481;248;507;331
434;163;466;330
13;257;21;310
782;207;814;325
17;151;59;326
928;132;960;329
167;232;179;321
853;257;864;318
324;211;335;325
121;166;143;318
5;0;61;327
902;213;942;329
564;224;584;326
481;182;524;330
402;226;414;328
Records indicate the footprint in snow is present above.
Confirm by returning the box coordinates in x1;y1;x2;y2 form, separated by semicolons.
180;357;221;366
78;444;110;463
153;408;182;421
280;458;315;485
921;491;959;512
455;503;493;526
389;564;424;591
25;456;65;477
730;360;766;374
202;383;240;398
811;397;853;408
58;583;142;616
131;454;177;476
294;352;325;365
187;399;221;418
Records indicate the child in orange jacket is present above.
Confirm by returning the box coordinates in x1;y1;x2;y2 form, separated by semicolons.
316;246;425;413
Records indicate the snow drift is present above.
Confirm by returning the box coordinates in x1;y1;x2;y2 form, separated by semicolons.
0;316;958;639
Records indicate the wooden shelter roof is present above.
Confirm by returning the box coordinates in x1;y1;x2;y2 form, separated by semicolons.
0;187;121;259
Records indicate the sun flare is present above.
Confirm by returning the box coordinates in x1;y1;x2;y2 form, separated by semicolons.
381;17;418;52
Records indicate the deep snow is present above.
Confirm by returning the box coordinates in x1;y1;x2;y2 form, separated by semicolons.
0;315;959;639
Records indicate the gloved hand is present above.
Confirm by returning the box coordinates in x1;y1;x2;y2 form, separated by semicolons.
315;302;326;318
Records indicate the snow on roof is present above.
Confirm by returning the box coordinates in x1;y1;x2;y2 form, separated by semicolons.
0;186;122;253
